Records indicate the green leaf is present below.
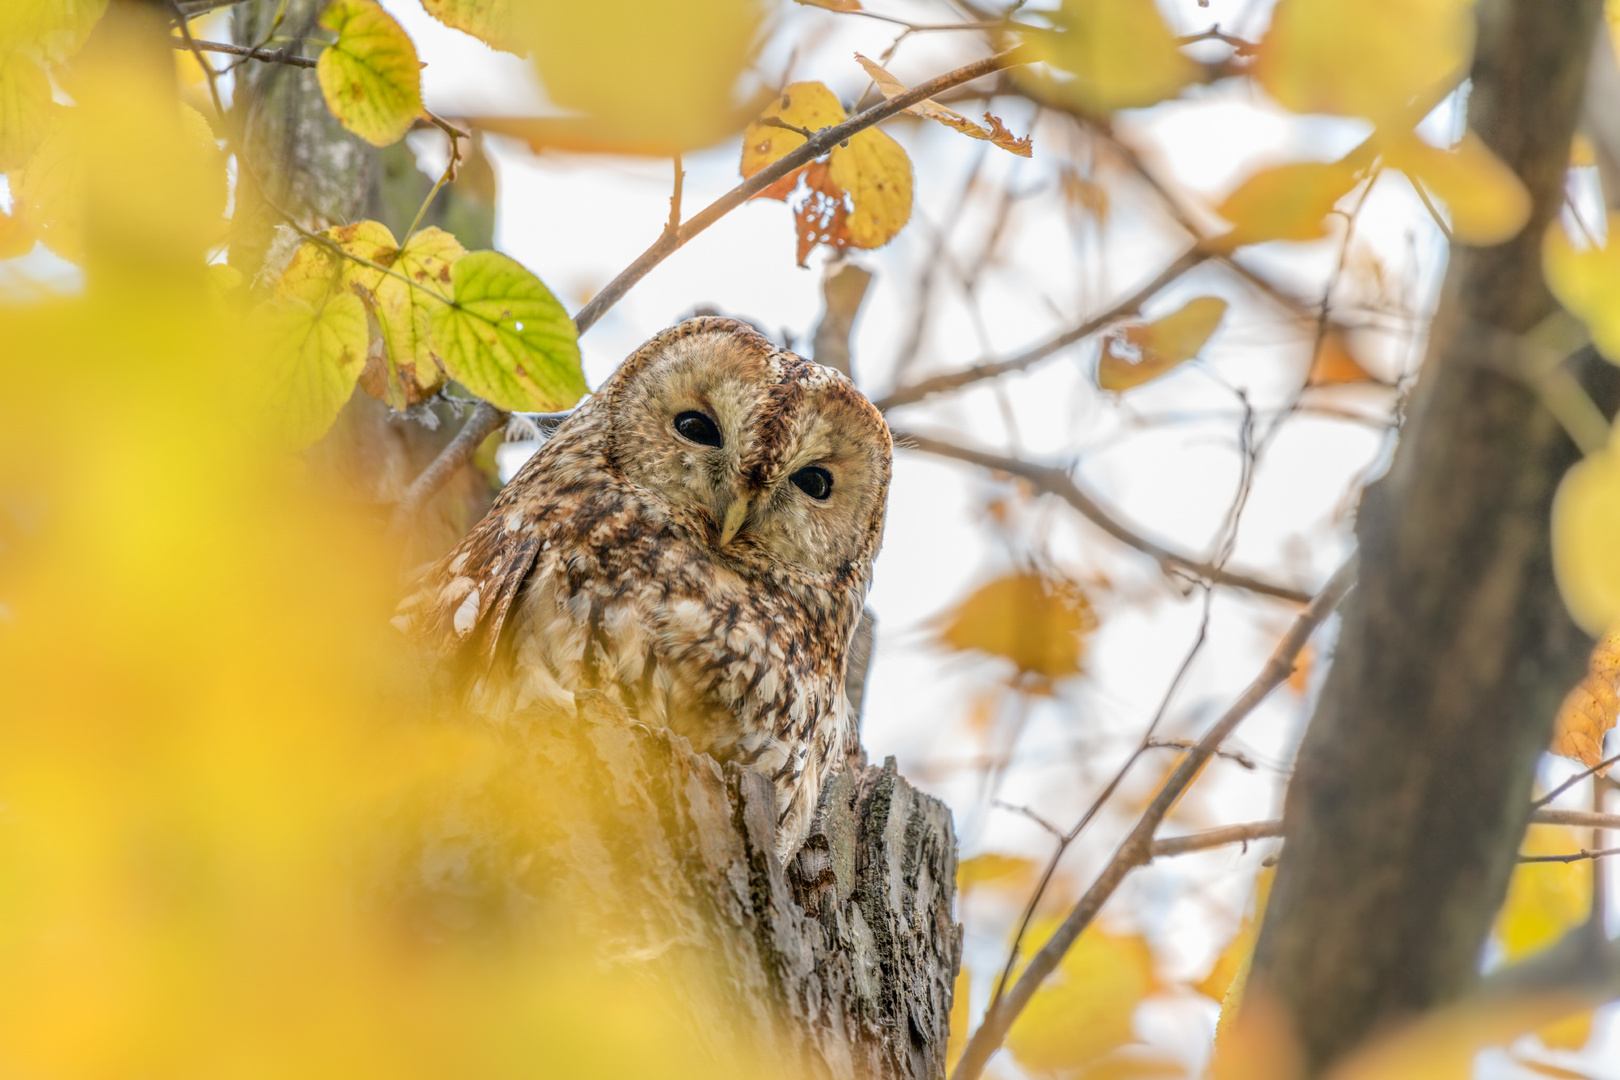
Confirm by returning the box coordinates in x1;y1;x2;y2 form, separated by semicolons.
428;251;584;412
260;293;371;447
0;52;50;171
316;0;422;147
419;0;519;54
343;224;466;409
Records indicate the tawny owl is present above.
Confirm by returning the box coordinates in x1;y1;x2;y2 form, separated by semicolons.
395;317;892;860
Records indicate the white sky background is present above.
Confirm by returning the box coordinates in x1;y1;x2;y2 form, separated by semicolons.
4;0;1615;1074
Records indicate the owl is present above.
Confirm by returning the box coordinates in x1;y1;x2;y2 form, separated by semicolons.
395;317;893;861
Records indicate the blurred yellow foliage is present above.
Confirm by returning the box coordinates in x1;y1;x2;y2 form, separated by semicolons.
1545;214;1620;365
1551;423;1620;637
1098;296;1228;392
947;964;972;1072
940;572;1098;682
0;51;51;171
1022;0;1195;115
420;0;519;54
1494;826;1591;961
1006;922;1158;1076
1256;0;1473;123
958;852;1040;893
1212;158;1362;249
1380;130;1531;245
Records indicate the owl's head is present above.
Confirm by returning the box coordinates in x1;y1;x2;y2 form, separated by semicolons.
599;318;891;581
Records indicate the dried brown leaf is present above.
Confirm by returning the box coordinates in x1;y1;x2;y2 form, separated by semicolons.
854;52;1032;157
1550;629;1620;768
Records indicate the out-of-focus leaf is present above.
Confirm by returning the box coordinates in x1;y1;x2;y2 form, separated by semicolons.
1006;921;1157;1076
958;853;1039;892
797;0;862;10
420;0;519;53
1326;995;1593;1080
0;0;106;58
1383;129;1531;245
1022;0;1195;115
940;572;1098;680
854;53;1031;156
1210;991;1304;1080
0;205;33;259
1550;628;1620;768
1552;425;1620;635
740;81;846;200
1534;1009;1594;1053
13;106;86;261
1211;158;1361;249
1255;0;1473;123
1201;868;1275;1009
1544;215;1620;365
259;293;371;447
1098;296;1229;391
427;250;585;412
516;0;766;154
0;52;51;171
1494;826;1591;962
946;965;970;1073
1308;329;1378;386
317;0;422;148
828;125;912;249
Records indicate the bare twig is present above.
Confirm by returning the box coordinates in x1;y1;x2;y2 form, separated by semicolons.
874;247;1207;411
950;557;1357;1080
1532;751;1620;809
1533;809;1620;830
388;400;506;541
1518;846;1620;864
168;36;317;68
892;431;1314;603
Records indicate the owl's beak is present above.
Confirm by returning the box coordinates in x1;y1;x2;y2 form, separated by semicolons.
717;495;752;546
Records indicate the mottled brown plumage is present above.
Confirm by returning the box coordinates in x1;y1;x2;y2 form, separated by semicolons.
396;318;892;859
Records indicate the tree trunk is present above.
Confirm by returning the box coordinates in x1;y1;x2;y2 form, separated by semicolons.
1250;0;1611;1070
391;694;962;1079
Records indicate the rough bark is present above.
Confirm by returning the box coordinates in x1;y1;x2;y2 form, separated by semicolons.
1251;0;1611;1071
391;693;962;1079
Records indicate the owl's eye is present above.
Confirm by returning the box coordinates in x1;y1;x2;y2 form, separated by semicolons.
674;411;723;447
790;466;833;500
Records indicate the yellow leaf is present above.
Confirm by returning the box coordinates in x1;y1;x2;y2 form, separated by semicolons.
420;0;519;54
1327;996;1592;1080
1007;922;1157;1075
259;293;371;448
0;204;33;259
1255;0;1473;123
1098;296;1229;391
1550;629;1620;768
854;53;1031;157
1210;990;1304;1080
1201;868;1275;1008
1535;1009;1593;1052
0;51;51;171
828;125;912;250
1544;215;1620;365
957;853;1039;892
740;81;847;201
1383;129;1531;245
797;0;863;10
1495;826;1591;962
1211;158;1360;250
518;0;766;154
1022;0;1195;115
939;573;1098;680
13;106;85;261
946;965;970;1073
0;0;105;59
316;0;423;148
363;227;465;409
1552;427;1620;635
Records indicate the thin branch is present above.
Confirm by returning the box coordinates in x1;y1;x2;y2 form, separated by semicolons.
393;45;1033;535
874;247;1207;412
950;557;1358;1080
1532;750;1620;809
1518;845;1620;864
168;36;317;68
892;430;1314;604
570;44;1031;336
1533;809;1620;830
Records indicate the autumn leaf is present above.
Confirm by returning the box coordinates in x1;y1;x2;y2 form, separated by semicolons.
1021;0;1195;115
13;106;86;261
0;205;32;259
1551;425;1620;636
1255;0;1473;124
854;53;1031;157
940;572;1097;681
420;0;518;54
741;81;847;200
828;125;912;249
427;251;585;412
1307;329;1378;386
1382;129;1531;245
1201;867;1275;1010
0;0;106;59
1006;922;1158;1076
957;853;1039;892
1495;826;1592;961
796;0;862;10
360;227;466;409
1534;1009;1594;1053
1543;214;1620;365
316;0;423;148
259;293;371;447
0;51;51;171
1098;296;1229;391
1211;158;1361;250
1550;628;1620;769
945;965;970;1073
